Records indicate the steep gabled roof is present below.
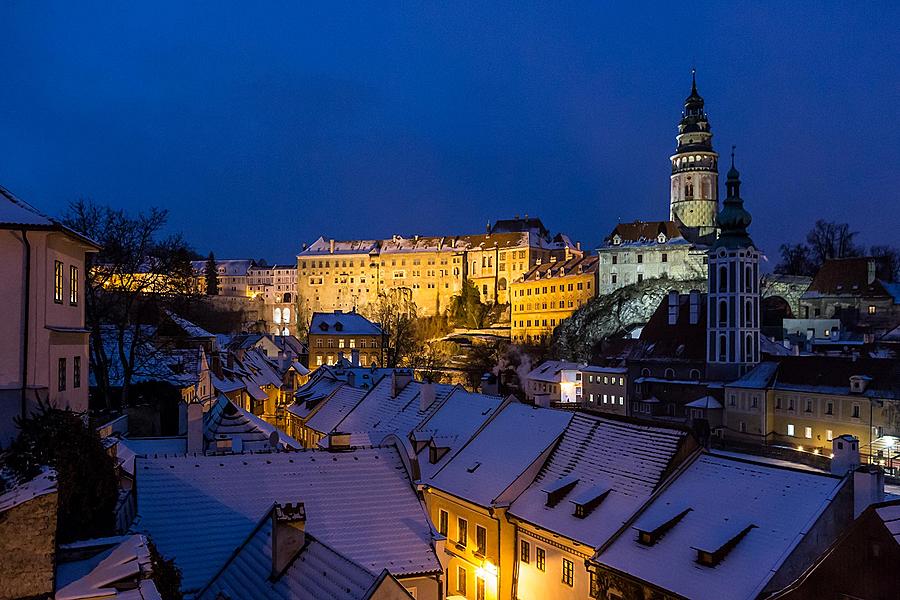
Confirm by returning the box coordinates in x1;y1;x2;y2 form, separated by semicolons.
804;257;894;298
426;402;572;507
0;185;99;248
594;453;846;600
509;413;690;547
310;311;383;336
135;447;440;594
602;221;684;246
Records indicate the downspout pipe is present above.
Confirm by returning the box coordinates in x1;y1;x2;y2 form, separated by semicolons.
18;229;31;421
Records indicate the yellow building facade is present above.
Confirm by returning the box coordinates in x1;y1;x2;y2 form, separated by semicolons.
296;224;580;319
510;255;598;343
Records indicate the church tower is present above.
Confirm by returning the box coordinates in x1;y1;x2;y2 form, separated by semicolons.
670;70;718;231
706;150;760;380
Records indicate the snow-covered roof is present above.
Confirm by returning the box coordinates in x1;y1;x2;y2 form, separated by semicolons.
134;447;440;594
332;377;457;444
310;310;383;336
426;402;572;507
595;454;846;600
0;467;57;513
55;534;159;600
0;185;99;247
302;386;368;435
412;390;504;480
727;361;780;389
115;437;188;476
509;414;688;547
875;502;900;547
162;310;214;339
190;259;255;276
684;395;724;409
198;508;403;600
525;360;584;383
204;394;302;451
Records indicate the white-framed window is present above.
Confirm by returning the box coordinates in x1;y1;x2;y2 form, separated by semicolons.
805;427;812;439
787;423;795;437
826;429;834;441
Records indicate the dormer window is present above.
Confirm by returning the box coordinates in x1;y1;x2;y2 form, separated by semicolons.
636;508;692;546
612;235;621;246
693;524;757;567
542;475;579;507
318;322;329;331
569;484;611;519
657;233;667;244
429;444;451;464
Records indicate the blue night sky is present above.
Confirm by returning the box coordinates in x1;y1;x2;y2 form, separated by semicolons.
1;2;898;264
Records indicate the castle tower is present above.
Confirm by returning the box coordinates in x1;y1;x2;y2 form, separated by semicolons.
706;150;760;380
670;70;718;231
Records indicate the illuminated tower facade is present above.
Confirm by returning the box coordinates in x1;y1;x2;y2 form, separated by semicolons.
670;71;718;232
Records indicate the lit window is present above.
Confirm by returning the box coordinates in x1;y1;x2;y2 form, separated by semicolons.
536;547;546;571
457;566;467;595
476;525;486;555
457;518;467;547
826;429;833;441
69;265;78;305
54;260;64;303
787;423;795;437
868;305;877;315
520;540;530;563
804;427;812;439
438;509;448;536
562;557;574;587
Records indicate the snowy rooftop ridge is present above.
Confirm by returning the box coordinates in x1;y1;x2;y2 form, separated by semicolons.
0;467;57;513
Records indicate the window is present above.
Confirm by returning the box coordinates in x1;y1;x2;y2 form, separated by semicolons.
739;421;747;433
58;357;66;391
457;566;467;595
562;557;574;587
637;254;643;264
804;426;812;439
476;525;486;555
787;423;795;437
826;429;834;441
520;539;530;563
805;399;813;413
826;402;833;415
69;265;79;305
457;518;467;547
751;396;758;409
536;547;546;571
54;260;64;303
868;305;877;315
73;356;81;389
661;253;668;263
476;577;485;600
852;404;860;419
729;394;736;407
438;510;448;536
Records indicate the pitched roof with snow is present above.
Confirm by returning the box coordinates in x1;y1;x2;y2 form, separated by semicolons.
518;255;598;283
803;257;894;298
198;511;404;600
600;221;686;248
594;453;846;600
0;467;57;513
509;414;689;547
875;501;900;547
55;534;159;600
204;394;302;451
303;386;368;436
0;185;99;247
426;402;572;507
134;447;440;594
310;311;383;336
525;360;584;383
332;377;457;445
412;389;504;480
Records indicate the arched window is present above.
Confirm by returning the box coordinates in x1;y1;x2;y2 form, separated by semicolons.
718;300;728;326
664;368;675;380
641;368;651;378
273;307;282;324
745;300;753;323
685;183;694;198
719;266;728;292
745;333;754;362
498;277;507;291
690;369;701;381
745;266;753;292
282;308;291;324
283;292;292;303
718;335;727;362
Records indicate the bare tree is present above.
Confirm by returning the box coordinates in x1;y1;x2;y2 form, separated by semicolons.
775;243;816;276
363;289;418;368
63;200;197;409
870;245;900;281
805;220;862;266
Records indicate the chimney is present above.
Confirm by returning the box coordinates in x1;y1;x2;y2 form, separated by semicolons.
689;289;701;325
211;352;223;379
831;434;861;476
576;241;581;251
391;370;413;398
226;352;235;371
187;402;204;454
329;239;335;254
350;348;360;367
272;503;307;578
420;381;436;413
668;290;680;325
337;350;345;364
853;466;885;518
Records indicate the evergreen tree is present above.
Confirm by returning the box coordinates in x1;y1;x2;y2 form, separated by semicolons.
204;252;219;296
5;405;119;543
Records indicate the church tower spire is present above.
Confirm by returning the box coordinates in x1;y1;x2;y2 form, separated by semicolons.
706;149;760;381
669;70;719;232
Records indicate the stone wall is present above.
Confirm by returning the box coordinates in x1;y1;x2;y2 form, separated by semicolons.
0;490;58;600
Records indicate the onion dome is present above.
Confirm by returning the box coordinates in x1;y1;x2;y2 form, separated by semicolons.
714;147;754;249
